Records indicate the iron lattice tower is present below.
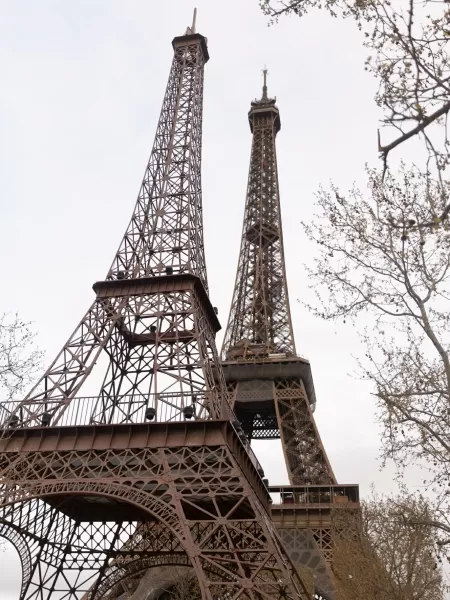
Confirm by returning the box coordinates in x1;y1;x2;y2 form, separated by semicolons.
0;23;311;600
221;72;335;486
222;71;295;361
220;73;343;599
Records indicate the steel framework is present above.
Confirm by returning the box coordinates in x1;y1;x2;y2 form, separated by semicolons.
221;72;294;359
219;73;342;597
0;22;310;600
221;72;335;487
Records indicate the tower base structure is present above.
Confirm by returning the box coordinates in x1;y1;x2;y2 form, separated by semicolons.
0;419;310;600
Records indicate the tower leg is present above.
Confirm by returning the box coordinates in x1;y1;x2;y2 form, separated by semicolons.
274;379;335;485
6;297;127;428
0;500;149;600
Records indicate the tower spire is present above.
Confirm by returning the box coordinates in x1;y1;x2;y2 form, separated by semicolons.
222;81;290;359
186;7;197;34
262;66;268;100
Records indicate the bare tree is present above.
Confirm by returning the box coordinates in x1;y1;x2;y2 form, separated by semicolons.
302;164;450;546
0;312;42;401
260;0;450;179
332;489;445;600
0;312;41;551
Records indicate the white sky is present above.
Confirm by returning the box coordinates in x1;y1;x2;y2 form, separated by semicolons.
0;0;425;596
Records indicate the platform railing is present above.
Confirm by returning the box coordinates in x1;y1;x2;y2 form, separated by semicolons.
268;484;360;507
0;393;263;475
0;393;207;427
223;351;310;363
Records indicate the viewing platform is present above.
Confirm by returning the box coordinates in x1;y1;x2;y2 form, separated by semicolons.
270;484;360;528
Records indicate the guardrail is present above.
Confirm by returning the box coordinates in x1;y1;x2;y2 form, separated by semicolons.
222;351;310;363
0;392;263;476
268;484;360;506
0;393;210;427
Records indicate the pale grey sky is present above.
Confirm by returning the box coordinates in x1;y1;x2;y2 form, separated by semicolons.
0;0;420;597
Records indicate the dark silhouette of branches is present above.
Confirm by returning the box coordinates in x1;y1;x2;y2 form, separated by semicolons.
0;312;42;401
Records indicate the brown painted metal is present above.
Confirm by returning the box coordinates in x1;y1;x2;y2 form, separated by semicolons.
0;23;312;600
270;484;360;600
219;77;356;598
0;422;309;600
4;30;226;430
221;88;294;359
220;79;335;486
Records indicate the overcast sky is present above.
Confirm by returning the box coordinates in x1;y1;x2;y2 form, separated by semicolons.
0;0;425;596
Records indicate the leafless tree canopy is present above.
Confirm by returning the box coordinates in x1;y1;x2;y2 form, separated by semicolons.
302;164;450;544
261;0;450;173
0;312;41;551
333;491;445;600
162;572;201;600
0;312;42;401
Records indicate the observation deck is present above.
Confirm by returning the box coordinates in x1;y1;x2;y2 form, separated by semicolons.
219;346;317;440
269;484;360;526
0;417;271;520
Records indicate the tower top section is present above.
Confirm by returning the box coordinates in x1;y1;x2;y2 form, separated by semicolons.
248;68;280;133
172;8;209;62
222;70;294;361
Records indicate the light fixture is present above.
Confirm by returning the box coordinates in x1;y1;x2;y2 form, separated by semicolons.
183;405;195;420
42;412;51;427
145;407;156;421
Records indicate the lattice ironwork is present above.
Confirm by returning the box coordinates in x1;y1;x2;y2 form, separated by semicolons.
219;73;349;599
277;529;335;600
221;73;295;360
219;74;335;484
0;19;312;600
5;30;224;430
0;421;310;600
219;75;336;484
274;380;335;485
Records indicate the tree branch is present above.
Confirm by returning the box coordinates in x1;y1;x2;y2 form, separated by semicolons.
378;100;450;161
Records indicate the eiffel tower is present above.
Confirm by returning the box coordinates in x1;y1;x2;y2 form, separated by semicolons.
0;17;311;600
219;71;359;599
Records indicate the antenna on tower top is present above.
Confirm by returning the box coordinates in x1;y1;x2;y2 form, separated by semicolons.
186;8;197;34
262;66;268;100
